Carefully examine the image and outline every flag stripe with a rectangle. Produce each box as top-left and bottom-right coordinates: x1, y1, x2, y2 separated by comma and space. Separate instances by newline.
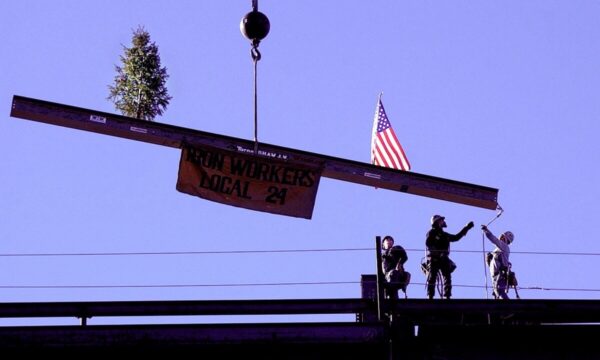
380, 130, 402, 168
382, 129, 410, 170
370, 97, 411, 171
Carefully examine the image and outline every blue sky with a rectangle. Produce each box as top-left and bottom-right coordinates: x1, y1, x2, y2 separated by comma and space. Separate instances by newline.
1, 1, 599, 324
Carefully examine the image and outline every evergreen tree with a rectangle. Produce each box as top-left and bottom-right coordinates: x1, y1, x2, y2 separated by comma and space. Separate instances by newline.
108, 26, 171, 121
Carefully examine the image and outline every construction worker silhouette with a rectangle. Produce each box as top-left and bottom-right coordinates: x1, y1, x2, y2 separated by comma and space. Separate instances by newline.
482, 225, 515, 299
381, 235, 410, 299
425, 215, 474, 299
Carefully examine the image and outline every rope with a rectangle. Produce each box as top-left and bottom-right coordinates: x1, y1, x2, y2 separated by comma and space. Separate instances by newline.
482, 205, 504, 299
481, 231, 489, 299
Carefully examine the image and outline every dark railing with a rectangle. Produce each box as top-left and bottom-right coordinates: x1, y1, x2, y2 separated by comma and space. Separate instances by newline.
0, 298, 374, 326
0, 297, 599, 326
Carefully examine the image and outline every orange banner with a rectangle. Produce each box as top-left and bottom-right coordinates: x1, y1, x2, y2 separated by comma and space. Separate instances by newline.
176, 145, 323, 219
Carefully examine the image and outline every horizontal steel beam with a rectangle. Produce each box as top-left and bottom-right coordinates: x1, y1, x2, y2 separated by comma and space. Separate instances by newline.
10, 95, 499, 209
1, 298, 599, 325
0, 299, 373, 318
1, 322, 598, 357
0, 323, 387, 352
389, 299, 600, 325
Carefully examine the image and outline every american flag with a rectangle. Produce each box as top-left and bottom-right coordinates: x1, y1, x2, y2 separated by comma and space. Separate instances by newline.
370, 97, 411, 171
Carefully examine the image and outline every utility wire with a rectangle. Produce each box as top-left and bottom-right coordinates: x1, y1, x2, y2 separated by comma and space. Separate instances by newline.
0, 248, 599, 257
0, 281, 357, 289
0, 248, 370, 257
410, 249, 600, 256
2, 247, 599, 295
1, 281, 600, 293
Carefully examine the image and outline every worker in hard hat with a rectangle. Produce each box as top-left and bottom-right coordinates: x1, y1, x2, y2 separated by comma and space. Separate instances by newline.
381, 235, 410, 299
425, 215, 475, 299
481, 225, 515, 300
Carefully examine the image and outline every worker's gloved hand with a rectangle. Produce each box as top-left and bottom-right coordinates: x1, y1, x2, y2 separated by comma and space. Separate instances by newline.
466, 221, 474, 230
481, 225, 488, 231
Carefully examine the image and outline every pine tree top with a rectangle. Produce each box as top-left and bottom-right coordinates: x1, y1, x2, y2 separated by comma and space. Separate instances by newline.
108, 26, 171, 121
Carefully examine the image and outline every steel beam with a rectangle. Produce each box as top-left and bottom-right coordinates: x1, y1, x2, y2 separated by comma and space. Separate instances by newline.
0, 298, 599, 325
10, 95, 499, 209
0, 298, 373, 319
0, 323, 387, 355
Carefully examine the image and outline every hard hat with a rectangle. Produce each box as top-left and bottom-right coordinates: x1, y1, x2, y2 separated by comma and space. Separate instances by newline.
431, 215, 445, 225
501, 231, 514, 244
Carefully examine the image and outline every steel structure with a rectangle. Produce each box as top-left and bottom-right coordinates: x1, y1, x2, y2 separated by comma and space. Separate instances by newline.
10, 95, 499, 210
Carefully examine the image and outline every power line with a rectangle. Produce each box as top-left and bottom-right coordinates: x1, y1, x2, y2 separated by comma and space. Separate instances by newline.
433, 249, 600, 256
0, 248, 599, 257
1, 281, 599, 294
2, 247, 598, 296
0, 281, 356, 289
0, 248, 371, 257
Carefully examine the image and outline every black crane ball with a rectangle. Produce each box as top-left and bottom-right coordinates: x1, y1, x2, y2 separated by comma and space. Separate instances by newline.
240, 11, 270, 42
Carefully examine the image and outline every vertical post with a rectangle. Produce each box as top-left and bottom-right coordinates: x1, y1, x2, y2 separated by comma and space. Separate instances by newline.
375, 236, 385, 322
376, 236, 396, 360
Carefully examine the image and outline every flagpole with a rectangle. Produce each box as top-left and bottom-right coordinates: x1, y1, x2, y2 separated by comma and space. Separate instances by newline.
372, 92, 383, 167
